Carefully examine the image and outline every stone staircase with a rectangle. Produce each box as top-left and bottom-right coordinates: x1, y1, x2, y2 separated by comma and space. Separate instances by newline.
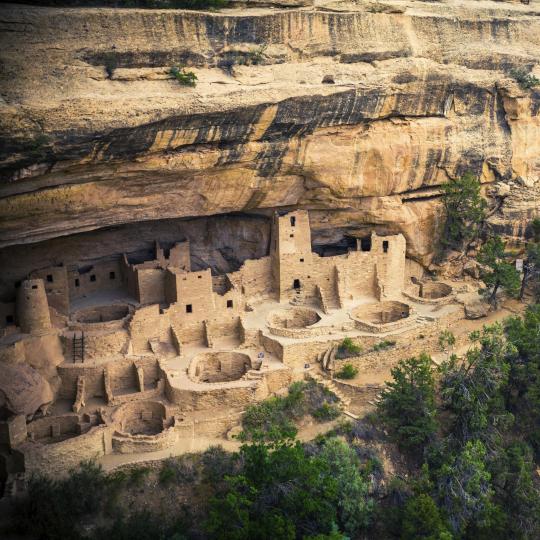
308, 370, 351, 411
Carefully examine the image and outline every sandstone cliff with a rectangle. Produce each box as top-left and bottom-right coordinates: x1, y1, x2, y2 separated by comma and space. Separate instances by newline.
0, 0, 539, 285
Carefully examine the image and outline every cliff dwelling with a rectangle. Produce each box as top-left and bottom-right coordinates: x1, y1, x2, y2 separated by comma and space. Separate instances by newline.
0, 0, 539, 536
0, 207, 469, 479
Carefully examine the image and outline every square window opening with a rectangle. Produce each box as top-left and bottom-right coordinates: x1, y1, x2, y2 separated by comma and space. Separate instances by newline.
186, 304, 193, 313
31, 285, 38, 290
46, 274, 53, 283
293, 279, 301, 289
109, 271, 116, 280
290, 234, 294, 238
226, 300, 233, 308
6, 315, 14, 325
90, 274, 96, 282
300, 258, 304, 262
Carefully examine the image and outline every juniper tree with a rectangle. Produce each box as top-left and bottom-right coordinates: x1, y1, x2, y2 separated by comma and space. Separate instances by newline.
440, 173, 487, 251
477, 236, 521, 309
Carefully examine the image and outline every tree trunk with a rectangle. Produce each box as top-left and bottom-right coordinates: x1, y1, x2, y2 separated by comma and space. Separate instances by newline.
490, 282, 500, 309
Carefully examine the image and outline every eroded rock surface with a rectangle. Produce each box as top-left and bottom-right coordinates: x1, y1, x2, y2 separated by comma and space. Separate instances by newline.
0, 0, 539, 268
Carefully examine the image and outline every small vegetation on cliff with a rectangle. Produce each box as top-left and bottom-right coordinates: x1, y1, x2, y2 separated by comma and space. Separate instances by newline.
170, 65, 198, 87
335, 362, 359, 380
440, 172, 487, 251
241, 380, 340, 441
372, 338, 396, 352
336, 336, 362, 359
510, 67, 540, 90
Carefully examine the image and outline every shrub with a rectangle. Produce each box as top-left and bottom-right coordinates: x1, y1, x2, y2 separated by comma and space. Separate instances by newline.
159, 456, 197, 485
170, 65, 197, 87
373, 339, 396, 352
313, 403, 341, 422
241, 381, 340, 440
10, 461, 107, 540
335, 363, 359, 380
337, 337, 362, 359
510, 67, 540, 90
201, 445, 237, 483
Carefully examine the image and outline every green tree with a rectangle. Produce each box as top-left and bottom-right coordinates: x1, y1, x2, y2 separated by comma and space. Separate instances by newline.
440, 173, 487, 251
520, 221, 540, 300
504, 305, 540, 457
434, 440, 494, 536
377, 354, 438, 454
401, 493, 453, 540
318, 438, 373, 535
439, 324, 512, 445
488, 442, 540, 540
477, 236, 521, 309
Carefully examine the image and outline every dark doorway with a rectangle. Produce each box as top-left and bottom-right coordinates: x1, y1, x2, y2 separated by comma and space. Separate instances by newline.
383, 241, 389, 253
293, 279, 301, 289
360, 237, 372, 252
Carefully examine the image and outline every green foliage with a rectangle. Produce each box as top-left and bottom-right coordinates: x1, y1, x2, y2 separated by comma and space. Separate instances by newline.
200, 444, 238, 483
241, 381, 339, 441
372, 339, 396, 352
477, 236, 521, 308
313, 402, 341, 421
205, 437, 372, 539
440, 172, 487, 251
434, 440, 494, 536
11, 461, 107, 540
438, 330, 456, 352
335, 362, 358, 380
170, 65, 197, 86
401, 493, 453, 540
159, 455, 197, 485
377, 354, 438, 453
336, 337, 362, 359
439, 324, 512, 445
510, 67, 540, 90
504, 305, 540, 458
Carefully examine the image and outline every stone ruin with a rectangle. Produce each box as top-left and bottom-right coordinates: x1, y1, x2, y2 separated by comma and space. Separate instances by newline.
0, 209, 462, 491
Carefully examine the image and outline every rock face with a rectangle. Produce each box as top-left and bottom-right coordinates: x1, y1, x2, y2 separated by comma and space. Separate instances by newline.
0, 1, 539, 278
0, 362, 53, 419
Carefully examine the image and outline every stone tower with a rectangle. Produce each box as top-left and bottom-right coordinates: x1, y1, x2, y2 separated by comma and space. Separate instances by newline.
271, 210, 313, 302
16, 279, 52, 335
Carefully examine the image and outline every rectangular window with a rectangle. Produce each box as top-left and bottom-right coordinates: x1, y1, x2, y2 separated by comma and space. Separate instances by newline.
32, 285, 38, 289
186, 304, 193, 313
300, 258, 304, 262
383, 241, 389, 253
197, 275, 202, 279
90, 274, 96, 282
109, 271, 116, 280
46, 274, 53, 283
290, 216, 296, 226
227, 300, 233, 308
6, 315, 14, 325
290, 234, 294, 238
75, 279, 80, 287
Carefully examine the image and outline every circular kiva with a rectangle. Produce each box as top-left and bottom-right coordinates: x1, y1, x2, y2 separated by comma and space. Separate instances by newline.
189, 351, 252, 383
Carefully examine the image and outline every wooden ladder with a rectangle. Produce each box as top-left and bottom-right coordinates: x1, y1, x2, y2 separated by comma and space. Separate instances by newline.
72, 331, 85, 363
